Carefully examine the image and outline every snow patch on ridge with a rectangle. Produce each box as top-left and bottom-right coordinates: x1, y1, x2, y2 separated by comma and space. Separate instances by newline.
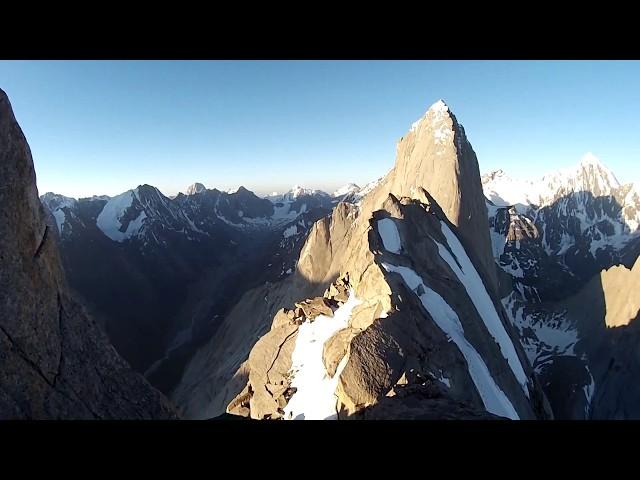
96, 190, 147, 242
284, 291, 362, 420
283, 224, 298, 238
53, 209, 66, 234
436, 222, 530, 398
377, 218, 402, 253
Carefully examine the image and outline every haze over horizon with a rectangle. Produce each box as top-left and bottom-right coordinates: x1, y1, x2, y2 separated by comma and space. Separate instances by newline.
1, 60, 639, 198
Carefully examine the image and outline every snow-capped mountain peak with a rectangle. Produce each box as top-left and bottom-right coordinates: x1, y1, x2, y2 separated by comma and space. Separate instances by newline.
483, 154, 625, 208
410, 99, 452, 132
289, 185, 310, 198
186, 182, 206, 195
333, 183, 361, 197
430, 98, 449, 113
273, 185, 329, 202
540, 153, 620, 201
41, 192, 77, 210
481, 169, 506, 183
40, 192, 78, 235
579, 151, 603, 168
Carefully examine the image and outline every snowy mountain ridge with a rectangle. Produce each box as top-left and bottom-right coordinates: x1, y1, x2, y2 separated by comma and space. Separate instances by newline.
266, 185, 331, 203
332, 183, 361, 198
482, 152, 626, 209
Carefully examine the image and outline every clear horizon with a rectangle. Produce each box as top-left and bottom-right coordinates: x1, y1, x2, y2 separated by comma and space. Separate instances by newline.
1, 60, 639, 198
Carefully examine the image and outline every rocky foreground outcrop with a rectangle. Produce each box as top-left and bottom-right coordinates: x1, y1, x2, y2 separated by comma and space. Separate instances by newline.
0, 88, 177, 419
176, 100, 552, 420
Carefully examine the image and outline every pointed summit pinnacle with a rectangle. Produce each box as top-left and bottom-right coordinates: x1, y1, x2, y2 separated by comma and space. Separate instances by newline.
410, 99, 452, 132
429, 99, 450, 113
579, 152, 602, 168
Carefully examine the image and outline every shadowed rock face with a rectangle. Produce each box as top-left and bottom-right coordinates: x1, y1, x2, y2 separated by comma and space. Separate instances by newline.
357, 383, 504, 420
502, 252, 640, 419
0, 88, 177, 419
561, 258, 640, 419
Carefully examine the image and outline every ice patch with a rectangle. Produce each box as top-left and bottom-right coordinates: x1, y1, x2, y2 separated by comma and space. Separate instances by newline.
432, 371, 451, 388
284, 291, 362, 420
489, 228, 507, 259
381, 262, 519, 420
283, 224, 298, 238
377, 218, 401, 253
53, 209, 66, 234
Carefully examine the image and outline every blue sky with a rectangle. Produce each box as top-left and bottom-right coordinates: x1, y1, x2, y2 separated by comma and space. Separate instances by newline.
1, 60, 639, 198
